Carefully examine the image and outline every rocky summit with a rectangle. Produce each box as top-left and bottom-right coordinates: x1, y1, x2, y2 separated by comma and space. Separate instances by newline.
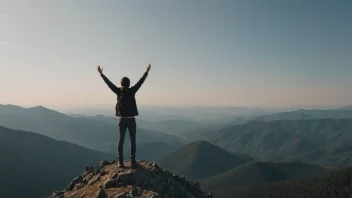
48, 160, 212, 198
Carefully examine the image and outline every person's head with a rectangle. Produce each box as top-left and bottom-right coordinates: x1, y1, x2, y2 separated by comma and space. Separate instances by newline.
120, 77, 130, 87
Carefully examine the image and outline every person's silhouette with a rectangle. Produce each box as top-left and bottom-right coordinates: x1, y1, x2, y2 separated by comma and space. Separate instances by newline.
98, 64, 151, 168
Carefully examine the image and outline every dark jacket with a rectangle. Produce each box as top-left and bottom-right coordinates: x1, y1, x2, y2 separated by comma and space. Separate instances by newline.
101, 72, 148, 117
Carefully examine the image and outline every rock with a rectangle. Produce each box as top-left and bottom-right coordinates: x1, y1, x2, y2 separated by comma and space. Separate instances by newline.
130, 187, 139, 196
115, 170, 144, 186
146, 192, 160, 198
96, 189, 108, 198
116, 192, 132, 198
112, 173, 119, 179
65, 181, 75, 191
193, 182, 201, 191
64, 175, 84, 191
52, 191, 64, 197
100, 160, 112, 168
88, 175, 101, 185
49, 160, 212, 198
80, 192, 85, 197
100, 170, 108, 176
172, 174, 186, 183
73, 175, 83, 184
85, 166, 94, 173
93, 169, 101, 175
75, 183, 85, 190
83, 173, 94, 183
104, 178, 120, 188
83, 166, 95, 178
172, 174, 180, 180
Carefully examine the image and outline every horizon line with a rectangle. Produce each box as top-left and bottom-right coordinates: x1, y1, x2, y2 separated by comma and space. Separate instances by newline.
0, 103, 350, 111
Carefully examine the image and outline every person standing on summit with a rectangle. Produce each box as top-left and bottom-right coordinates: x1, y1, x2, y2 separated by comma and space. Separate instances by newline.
97, 64, 151, 168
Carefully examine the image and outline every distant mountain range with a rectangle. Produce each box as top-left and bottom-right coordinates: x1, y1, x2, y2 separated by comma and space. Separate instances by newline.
208, 119, 352, 166
1, 119, 350, 198
156, 140, 334, 198
181, 106, 352, 141
2, 104, 352, 197
179, 116, 352, 168
69, 113, 201, 135
0, 104, 186, 158
4, 104, 351, 165
65, 105, 271, 122
0, 126, 113, 198
255, 108, 352, 121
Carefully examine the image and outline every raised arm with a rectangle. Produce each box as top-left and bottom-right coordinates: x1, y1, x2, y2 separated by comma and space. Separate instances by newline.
131, 64, 151, 93
97, 65, 120, 95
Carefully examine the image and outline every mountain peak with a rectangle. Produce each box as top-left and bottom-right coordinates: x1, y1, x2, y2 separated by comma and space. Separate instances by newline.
156, 141, 250, 180
29, 105, 51, 111
191, 140, 212, 146
26, 105, 71, 119
48, 160, 212, 198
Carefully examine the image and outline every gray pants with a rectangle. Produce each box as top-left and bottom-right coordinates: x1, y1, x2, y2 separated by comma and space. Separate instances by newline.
117, 118, 137, 162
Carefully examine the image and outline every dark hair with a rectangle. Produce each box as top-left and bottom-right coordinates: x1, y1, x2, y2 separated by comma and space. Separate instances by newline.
120, 77, 130, 87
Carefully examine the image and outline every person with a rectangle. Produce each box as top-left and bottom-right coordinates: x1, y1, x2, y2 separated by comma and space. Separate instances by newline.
97, 64, 151, 168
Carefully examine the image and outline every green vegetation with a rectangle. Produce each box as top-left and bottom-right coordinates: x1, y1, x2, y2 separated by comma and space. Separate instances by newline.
200, 161, 330, 191
211, 166, 352, 198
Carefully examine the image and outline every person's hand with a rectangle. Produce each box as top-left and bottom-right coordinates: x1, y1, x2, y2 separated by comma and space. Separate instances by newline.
146, 64, 151, 72
97, 65, 103, 74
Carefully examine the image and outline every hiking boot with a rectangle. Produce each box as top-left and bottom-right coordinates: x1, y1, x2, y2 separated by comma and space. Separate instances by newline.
118, 161, 125, 168
118, 156, 124, 167
131, 160, 138, 168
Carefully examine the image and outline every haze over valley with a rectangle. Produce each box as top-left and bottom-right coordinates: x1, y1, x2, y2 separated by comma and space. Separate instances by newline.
1, 104, 352, 197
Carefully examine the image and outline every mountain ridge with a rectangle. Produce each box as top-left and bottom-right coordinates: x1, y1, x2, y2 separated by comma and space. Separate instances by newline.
48, 160, 212, 198
200, 160, 330, 191
255, 109, 352, 121
0, 104, 186, 159
208, 119, 352, 166
0, 126, 113, 198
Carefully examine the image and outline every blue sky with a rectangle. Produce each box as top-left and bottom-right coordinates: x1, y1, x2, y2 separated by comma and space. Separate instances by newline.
0, 0, 351, 108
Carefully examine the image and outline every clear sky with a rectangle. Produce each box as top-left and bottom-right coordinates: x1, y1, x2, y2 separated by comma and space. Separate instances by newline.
0, 0, 351, 109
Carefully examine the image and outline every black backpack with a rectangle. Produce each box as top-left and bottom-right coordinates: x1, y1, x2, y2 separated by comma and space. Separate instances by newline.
116, 88, 132, 115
